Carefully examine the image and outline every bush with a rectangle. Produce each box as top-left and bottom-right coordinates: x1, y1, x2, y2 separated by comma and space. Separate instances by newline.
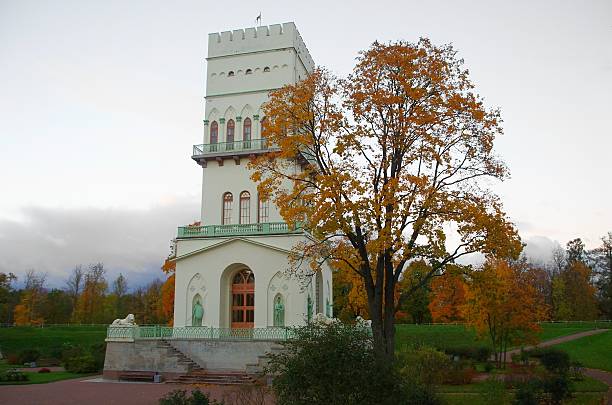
6, 353, 19, 365
539, 349, 570, 375
484, 362, 494, 372
18, 349, 40, 364
89, 343, 106, 370
542, 375, 572, 405
268, 322, 412, 405
159, 389, 221, 405
64, 353, 97, 373
443, 360, 476, 385
445, 345, 491, 362
38, 368, 51, 373
481, 379, 510, 405
513, 380, 543, 405
2, 370, 29, 382
398, 346, 450, 386
404, 383, 443, 405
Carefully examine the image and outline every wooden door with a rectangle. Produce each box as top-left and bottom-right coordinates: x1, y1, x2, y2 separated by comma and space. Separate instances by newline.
231, 269, 255, 329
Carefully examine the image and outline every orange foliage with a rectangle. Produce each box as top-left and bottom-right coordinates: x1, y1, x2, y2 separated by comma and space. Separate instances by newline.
428, 268, 468, 323
464, 258, 548, 367
161, 257, 176, 326
249, 39, 522, 358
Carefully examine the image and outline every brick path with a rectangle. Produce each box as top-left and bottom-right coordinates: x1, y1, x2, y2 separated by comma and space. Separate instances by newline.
503, 328, 608, 359
0, 376, 271, 405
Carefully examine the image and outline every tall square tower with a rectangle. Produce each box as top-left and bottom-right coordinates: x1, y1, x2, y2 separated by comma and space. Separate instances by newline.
172, 23, 332, 331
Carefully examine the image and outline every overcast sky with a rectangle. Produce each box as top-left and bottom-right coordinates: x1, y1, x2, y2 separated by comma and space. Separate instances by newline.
1, 0, 610, 288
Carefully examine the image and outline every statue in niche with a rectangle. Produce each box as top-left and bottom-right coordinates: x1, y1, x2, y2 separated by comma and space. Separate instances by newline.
273, 295, 285, 327
307, 295, 313, 323
192, 297, 204, 327
325, 298, 332, 318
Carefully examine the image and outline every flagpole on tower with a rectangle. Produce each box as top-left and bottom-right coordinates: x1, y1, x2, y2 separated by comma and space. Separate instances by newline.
256, 12, 262, 26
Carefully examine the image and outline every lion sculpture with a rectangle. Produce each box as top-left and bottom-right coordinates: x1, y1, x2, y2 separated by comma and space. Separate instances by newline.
111, 313, 136, 326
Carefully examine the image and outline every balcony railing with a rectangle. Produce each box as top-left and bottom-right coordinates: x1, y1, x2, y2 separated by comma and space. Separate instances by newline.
107, 325, 295, 341
192, 138, 270, 157
177, 221, 303, 238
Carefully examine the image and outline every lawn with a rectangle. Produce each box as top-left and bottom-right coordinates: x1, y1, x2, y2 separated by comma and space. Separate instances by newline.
395, 321, 610, 352
552, 330, 612, 372
0, 360, 93, 385
438, 377, 608, 405
0, 325, 107, 358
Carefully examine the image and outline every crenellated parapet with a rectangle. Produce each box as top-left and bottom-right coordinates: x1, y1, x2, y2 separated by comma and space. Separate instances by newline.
208, 22, 314, 73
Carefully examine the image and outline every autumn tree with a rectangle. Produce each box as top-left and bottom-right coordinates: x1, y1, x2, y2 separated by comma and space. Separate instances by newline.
395, 260, 432, 324
13, 270, 46, 326
249, 39, 521, 360
161, 257, 176, 325
66, 265, 84, 321
75, 263, 108, 324
464, 258, 548, 367
589, 232, 612, 317
428, 265, 468, 323
0, 272, 17, 324
550, 238, 598, 320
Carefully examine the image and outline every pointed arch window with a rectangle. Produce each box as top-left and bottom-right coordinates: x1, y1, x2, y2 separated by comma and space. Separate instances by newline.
222, 192, 233, 224
239, 191, 251, 224
210, 121, 218, 152
243, 118, 252, 149
226, 119, 235, 150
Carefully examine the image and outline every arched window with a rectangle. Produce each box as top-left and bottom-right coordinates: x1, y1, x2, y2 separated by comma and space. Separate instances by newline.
231, 269, 255, 328
239, 191, 250, 224
226, 119, 235, 150
243, 118, 252, 149
263, 66, 270, 73
258, 196, 269, 223
245, 69, 252, 75
210, 121, 218, 152
222, 192, 233, 224
260, 117, 267, 139
228, 71, 235, 77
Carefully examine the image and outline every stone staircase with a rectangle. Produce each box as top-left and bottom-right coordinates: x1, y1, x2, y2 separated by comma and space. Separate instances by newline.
245, 343, 286, 375
158, 339, 204, 374
160, 339, 258, 385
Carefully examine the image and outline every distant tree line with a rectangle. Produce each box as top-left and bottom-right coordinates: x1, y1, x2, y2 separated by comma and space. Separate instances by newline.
334, 232, 612, 323
0, 262, 175, 326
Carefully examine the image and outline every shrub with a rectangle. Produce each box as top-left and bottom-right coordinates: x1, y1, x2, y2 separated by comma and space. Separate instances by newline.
484, 362, 494, 372
404, 383, 443, 405
18, 349, 40, 364
90, 343, 106, 370
542, 375, 572, 405
64, 353, 97, 373
513, 379, 543, 405
6, 353, 19, 365
445, 345, 491, 362
443, 360, 476, 385
38, 368, 51, 373
539, 349, 570, 375
398, 346, 450, 386
480, 379, 510, 405
3, 370, 29, 382
159, 389, 221, 405
267, 322, 411, 405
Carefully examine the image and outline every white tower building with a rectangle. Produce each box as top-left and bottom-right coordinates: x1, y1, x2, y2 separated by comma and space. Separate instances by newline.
172, 23, 332, 331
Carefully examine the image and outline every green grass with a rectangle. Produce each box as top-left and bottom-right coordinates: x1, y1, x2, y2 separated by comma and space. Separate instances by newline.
0, 371, 91, 385
395, 322, 611, 352
0, 325, 107, 358
440, 392, 605, 405
437, 377, 607, 394
553, 330, 612, 372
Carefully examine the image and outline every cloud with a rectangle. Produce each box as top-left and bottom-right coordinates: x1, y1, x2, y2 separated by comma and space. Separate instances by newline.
521, 235, 562, 265
0, 200, 199, 289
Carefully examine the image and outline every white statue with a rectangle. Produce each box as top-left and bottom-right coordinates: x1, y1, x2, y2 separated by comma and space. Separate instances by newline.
313, 312, 340, 325
111, 313, 136, 326
355, 316, 372, 328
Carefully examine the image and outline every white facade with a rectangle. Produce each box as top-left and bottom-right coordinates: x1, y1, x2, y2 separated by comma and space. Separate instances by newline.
172, 22, 332, 329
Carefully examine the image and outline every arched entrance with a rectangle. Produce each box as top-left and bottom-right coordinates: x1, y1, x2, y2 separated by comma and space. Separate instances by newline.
231, 269, 255, 328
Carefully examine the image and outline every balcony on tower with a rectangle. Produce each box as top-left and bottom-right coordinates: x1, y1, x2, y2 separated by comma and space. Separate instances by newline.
191, 138, 277, 167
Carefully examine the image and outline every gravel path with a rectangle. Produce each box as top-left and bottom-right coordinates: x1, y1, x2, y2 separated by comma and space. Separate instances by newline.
584, 368, 612, 405
503, 328, 609, 359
